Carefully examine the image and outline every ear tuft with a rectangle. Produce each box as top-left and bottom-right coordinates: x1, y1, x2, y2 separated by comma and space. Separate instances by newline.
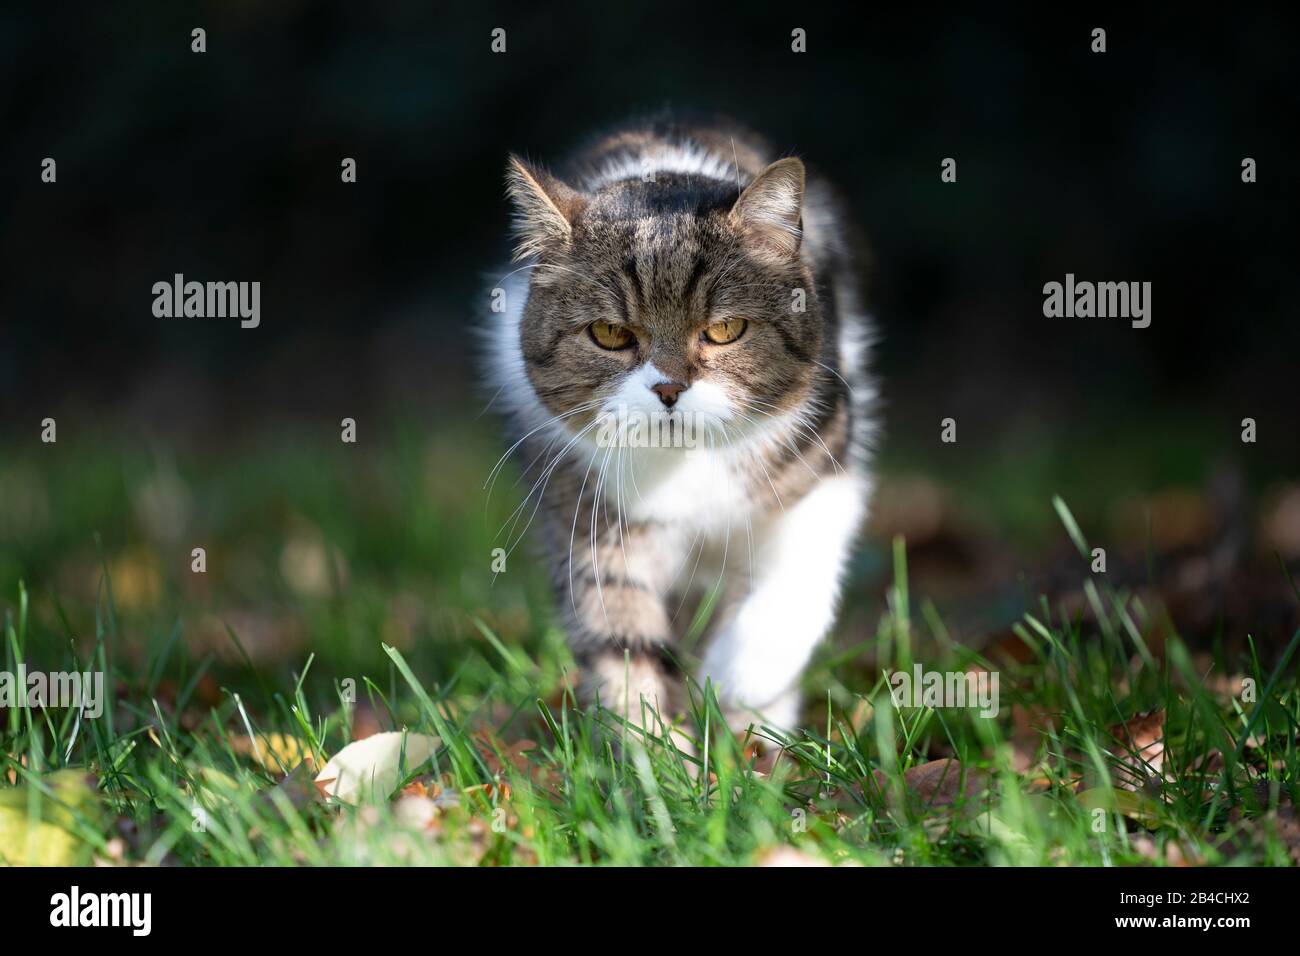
505, 155, 585, 261
729, 157, 805, 259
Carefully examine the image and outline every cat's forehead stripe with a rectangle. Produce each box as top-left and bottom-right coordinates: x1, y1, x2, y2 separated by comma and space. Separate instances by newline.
581, 177, 736, 222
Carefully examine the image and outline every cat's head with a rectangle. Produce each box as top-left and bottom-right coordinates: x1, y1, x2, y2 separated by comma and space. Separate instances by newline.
502, 153, 823, 450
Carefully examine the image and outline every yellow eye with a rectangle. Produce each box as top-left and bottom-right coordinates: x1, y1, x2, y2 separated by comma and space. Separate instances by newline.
588, 321, 634, 350
702, 318, 747, 345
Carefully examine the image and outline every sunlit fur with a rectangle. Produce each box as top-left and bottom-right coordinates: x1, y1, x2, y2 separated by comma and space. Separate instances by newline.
485, 117, 877, 732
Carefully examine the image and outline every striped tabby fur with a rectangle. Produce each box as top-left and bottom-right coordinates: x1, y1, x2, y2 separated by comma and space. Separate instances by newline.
486, 116, 877, 733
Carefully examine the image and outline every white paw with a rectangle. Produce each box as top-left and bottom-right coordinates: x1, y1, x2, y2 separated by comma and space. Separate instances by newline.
699, 619, 804, 725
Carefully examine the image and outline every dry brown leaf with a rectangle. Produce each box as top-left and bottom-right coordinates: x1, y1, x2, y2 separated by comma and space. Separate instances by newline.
746, 740, 792, 777
350, 703, 384, 741
400, 778, 432, 799
1107, 709, 1165, 791
1191, 653, 1247, 697
977, 631, 1038, 667
1272, 806, 1300, 864
3, 753, 24, 785
1131, 833, 1194, 866
868, 758, 988, 809
1009, 704, 1058, 773
474, 733, 538, 777
905, 758, 989, 806
464, 781, 512, 801
257, 762, 318, 814
1259, 484, 1300, 559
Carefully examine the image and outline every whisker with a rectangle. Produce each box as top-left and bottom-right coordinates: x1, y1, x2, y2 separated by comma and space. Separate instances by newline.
567, 437, 606, 619
498, 415, 604, 559
510, 401, 604, 489
588, 442, 617, 630
496, 411, 601, 539
741, 397, 845, 475
733, 406, 821, 481
485, 399, 601, 496
812, 358, 855, 395
718, 419, 757, 591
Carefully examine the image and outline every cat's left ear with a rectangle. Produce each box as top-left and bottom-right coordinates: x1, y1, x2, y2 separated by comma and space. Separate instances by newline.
505, 155, 586, 261
729, 157, 805, 259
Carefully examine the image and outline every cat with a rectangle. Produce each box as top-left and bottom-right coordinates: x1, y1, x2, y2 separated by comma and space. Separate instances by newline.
486, 116, 876, 735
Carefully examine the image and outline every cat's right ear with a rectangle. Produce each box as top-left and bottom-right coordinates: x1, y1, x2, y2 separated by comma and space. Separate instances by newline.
505, 155, 585, 261
730, 157, 805, 260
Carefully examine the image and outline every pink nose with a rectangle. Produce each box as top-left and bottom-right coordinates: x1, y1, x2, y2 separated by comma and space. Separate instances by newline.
651, 381, 687, 408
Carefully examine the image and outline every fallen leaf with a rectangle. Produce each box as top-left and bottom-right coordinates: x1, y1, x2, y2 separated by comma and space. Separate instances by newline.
474, 733, 537, 777
1009, 704, 1058, 773
1221, 801, 1300, 864
231, 732, 312, 774
1077, 787, 1163, 829
393, 795, 439, 830
399, 777, 461, 806
868, 758, 989, 809
1192, 749, 1225, 776
755, 846, 829, 867
1259, 484, 1300, 559
98, 836, 128, 864
1271, 806, 1300, 864
1107, 710, 1165, 791
0, 770, 102, 866
193, 766, 242, 803
313, 731, 440, 805
1130, 833, 1193, 865
257, 762, 318, 814
350, 704, 384, 741
979, 631, 1038, 667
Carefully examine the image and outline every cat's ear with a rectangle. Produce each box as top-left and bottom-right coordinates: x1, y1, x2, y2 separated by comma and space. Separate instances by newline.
729, 157, 805, 259
505, 155, 585, 261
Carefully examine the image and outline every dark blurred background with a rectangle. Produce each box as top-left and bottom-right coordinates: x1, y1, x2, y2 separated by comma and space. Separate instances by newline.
1, 3, 1298, 662
3, 3, 1296, 440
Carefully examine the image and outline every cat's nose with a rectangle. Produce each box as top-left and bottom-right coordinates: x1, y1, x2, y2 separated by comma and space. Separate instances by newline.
651, 381, 687, 408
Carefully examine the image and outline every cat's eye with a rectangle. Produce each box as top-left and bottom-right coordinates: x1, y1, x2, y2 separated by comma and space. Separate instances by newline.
702, 318, 747, 345
588, 321, 634, 350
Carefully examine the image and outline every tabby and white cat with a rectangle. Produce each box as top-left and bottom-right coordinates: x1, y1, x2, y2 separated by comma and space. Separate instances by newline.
487, 118, 876, 733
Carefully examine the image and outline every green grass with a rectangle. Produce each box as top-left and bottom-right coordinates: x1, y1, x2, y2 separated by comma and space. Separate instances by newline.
0, 428, 1296, 866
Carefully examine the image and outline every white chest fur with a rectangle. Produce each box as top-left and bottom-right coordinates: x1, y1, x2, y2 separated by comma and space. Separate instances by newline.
606, 445, 751, 530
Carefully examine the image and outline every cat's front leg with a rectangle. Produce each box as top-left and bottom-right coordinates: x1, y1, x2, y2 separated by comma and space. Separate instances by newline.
562, 520, 683, 732
700, 472, 868, 732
